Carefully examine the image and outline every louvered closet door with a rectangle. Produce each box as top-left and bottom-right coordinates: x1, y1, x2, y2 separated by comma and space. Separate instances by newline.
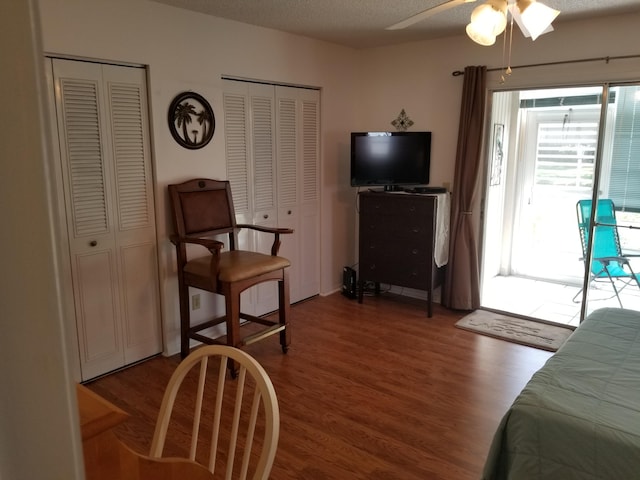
223, 80, 320, 311
249, 86, 281, 312
276, 86, 321, 302
51, 59, 162, 381
223, 81, 279, 314
275, 90, 300, 302
223, 86, 252, 227
298, 88, 321, 300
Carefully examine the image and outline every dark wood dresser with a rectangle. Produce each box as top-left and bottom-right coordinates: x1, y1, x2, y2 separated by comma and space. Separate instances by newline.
358, 192, 444, 316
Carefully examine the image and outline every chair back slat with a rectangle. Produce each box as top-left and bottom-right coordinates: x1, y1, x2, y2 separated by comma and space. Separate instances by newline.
189, 358, 208, 461
208, 356, 227, 474
225, 366, 247, 479
150, 346, 279, 480
240, 389, 263, 480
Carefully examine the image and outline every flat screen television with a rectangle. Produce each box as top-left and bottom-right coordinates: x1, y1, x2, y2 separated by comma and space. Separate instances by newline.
350, 131, 431, 189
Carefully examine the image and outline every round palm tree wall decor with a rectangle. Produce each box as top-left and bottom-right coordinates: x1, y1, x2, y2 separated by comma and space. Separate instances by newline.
168, 91, 215, 149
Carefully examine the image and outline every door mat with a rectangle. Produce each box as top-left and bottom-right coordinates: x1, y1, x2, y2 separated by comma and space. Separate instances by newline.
455, 309, 575, 352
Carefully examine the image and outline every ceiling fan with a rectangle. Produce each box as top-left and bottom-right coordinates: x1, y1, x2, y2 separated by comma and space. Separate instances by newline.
386, 0, 477, 31
386, 0, 560, 46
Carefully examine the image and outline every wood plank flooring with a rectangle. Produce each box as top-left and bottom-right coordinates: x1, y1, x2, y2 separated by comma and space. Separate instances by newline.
85, 292, 553, 479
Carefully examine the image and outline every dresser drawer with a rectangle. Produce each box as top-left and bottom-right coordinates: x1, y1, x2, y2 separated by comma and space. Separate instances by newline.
358, 192, 441, 316
359, 256, 430, 286
361, 195, 433, 217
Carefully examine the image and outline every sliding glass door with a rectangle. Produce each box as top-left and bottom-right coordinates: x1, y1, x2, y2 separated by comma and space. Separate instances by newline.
481, 82, 640, 325
584, 84, 640, 317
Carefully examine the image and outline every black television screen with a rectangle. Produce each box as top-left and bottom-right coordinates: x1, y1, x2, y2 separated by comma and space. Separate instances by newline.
350, 131, 431, 188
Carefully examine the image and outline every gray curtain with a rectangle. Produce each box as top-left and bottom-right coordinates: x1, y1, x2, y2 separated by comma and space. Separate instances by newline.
442, 65, 487, 311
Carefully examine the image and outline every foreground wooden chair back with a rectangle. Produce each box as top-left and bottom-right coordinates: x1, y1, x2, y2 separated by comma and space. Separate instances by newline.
150, 345, 280, 480
168, 178, 293, 362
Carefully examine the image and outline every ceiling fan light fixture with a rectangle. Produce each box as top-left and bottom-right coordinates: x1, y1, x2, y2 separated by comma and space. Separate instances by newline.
516, 0, 560, 40
466, 22, 497, 46
466, 0, 508, 45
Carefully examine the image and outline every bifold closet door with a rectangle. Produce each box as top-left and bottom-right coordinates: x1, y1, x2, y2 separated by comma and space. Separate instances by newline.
222, 80, 320, 311
49, 58, 162, 380
223, 81, 279, 315
275, 85, 320, 303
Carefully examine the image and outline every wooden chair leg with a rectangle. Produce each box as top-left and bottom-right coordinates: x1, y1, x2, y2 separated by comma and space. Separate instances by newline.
178, 282, 191, 359
224, 284, 241, 377
224, 287, 241, 348
279, 269, 291, 353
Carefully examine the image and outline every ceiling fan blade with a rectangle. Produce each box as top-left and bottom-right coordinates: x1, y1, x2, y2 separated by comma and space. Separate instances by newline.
507, 3, 557, 40
386, 0, 477, 31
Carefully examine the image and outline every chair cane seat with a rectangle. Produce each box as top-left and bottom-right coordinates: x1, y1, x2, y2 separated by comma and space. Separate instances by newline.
184, 251, 291, 283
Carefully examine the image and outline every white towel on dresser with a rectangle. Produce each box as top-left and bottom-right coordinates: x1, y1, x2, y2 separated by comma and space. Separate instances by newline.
434, 193, 450, 267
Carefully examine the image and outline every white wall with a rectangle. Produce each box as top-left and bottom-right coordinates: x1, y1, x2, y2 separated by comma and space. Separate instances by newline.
357, 11, 640, 190
4, 1, 639, 475
36, 0, 640, 354
36, 0, 640, 357
355, 11, 639, 300
38, 0, 361, 355
0, 1, 84, 478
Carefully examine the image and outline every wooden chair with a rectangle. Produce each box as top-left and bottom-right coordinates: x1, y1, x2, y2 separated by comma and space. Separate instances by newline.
168, 178, 292, 363
149, 345, 279, 480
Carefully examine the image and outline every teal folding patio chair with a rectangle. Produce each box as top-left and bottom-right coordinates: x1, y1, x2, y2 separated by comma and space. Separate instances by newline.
574, 199, 640, 307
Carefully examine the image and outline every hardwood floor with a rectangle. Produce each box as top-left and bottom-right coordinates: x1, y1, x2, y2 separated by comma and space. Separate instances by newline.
85, 292, 553, 479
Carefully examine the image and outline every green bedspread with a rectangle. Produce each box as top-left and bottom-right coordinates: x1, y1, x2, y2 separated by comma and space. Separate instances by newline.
482, 308, 640, 480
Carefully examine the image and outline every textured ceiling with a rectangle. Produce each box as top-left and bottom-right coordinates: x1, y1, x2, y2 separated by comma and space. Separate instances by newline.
148, 0, 640, 49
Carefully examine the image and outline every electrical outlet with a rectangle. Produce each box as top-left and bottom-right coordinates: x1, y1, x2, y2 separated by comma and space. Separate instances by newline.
192, 293, 201, 310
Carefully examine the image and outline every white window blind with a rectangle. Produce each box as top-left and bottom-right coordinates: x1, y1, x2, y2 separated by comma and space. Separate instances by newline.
607, 86, 640, 213
534, 121, 598, 189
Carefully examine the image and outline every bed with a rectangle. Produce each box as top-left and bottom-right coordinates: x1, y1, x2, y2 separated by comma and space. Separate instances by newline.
482, 307, 640, 479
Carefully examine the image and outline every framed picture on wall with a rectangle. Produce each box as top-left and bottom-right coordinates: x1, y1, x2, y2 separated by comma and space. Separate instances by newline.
490, 123, 504, 186
168, 91, 215, 149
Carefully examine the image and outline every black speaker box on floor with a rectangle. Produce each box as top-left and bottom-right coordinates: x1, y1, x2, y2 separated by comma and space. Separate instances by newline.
342, 266, 357, 299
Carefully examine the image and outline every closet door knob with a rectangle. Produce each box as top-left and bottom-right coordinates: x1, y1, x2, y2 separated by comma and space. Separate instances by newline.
263, 214, 269, 219
89, 240, 97, 247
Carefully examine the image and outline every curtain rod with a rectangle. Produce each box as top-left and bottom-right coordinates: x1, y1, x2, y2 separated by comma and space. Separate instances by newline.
451, 53, 640, 76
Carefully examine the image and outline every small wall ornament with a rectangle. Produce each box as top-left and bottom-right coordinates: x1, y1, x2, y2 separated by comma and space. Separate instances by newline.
168, 91, 215, 149
490, 123, 505, 186
391, 108, 414, 131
